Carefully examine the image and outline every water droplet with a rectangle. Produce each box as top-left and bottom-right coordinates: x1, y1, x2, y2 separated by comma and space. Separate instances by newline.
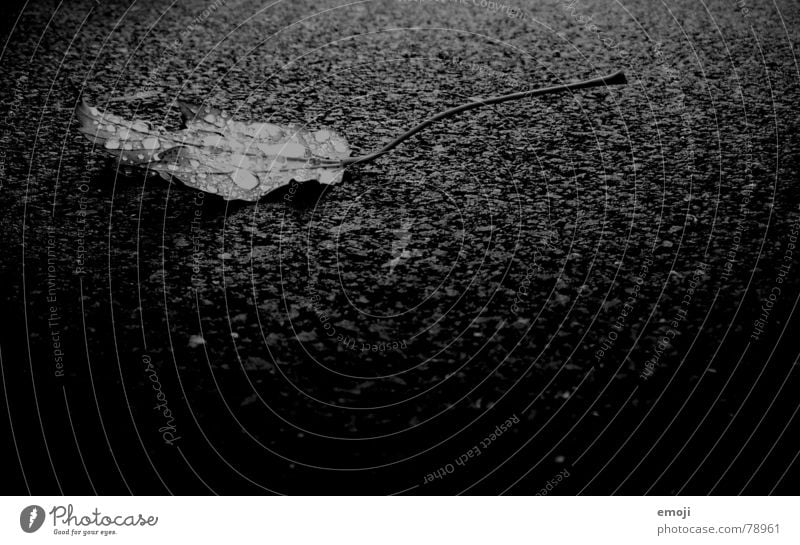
137, 154, 145, 160
232, 169, 258, 190
230, 153, 247, 167
204, 114, 216, 124
190, 159, 200, 168
117, 128, 129, 139
131, 121, 148, 132
142, 137, 160, 149
315, 129, 331, 142
202, 134, 222, 147
257, 142, 306, 159
104, 139, 120, 150
89, 107, 100, 116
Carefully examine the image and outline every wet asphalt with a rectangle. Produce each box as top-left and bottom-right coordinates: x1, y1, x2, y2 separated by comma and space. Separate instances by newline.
2, 0, 800, 494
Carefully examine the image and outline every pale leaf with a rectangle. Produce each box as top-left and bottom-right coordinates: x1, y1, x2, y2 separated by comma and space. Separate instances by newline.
76, 99, 351, 201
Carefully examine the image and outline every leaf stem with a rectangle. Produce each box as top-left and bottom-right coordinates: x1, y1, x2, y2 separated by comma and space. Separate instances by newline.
340, 69, 627, 167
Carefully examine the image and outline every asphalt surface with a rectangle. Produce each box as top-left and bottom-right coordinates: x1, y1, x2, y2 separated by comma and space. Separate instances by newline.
2, 0, 800, 494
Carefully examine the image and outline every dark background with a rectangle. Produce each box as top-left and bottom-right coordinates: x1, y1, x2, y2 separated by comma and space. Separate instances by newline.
2, 0, 800, 494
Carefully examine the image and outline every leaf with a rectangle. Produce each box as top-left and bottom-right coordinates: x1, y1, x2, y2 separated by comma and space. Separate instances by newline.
76, 99, 351, 201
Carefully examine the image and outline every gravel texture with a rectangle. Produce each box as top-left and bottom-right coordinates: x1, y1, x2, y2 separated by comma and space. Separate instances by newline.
2, 0, 800, 494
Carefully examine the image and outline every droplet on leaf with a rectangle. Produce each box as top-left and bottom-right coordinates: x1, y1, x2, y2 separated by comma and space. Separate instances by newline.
246, 123, 281, 138
229, 153, 247, 167
257, 142, 306, 159
142, 137, 160, 149
202, 134, 222, 147
318, 168, 341, 184
104, 139, 120, 150
232, 168, 258, 189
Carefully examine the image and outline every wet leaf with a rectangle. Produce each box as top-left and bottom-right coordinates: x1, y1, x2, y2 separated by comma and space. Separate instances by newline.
76, 99, 351, 201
